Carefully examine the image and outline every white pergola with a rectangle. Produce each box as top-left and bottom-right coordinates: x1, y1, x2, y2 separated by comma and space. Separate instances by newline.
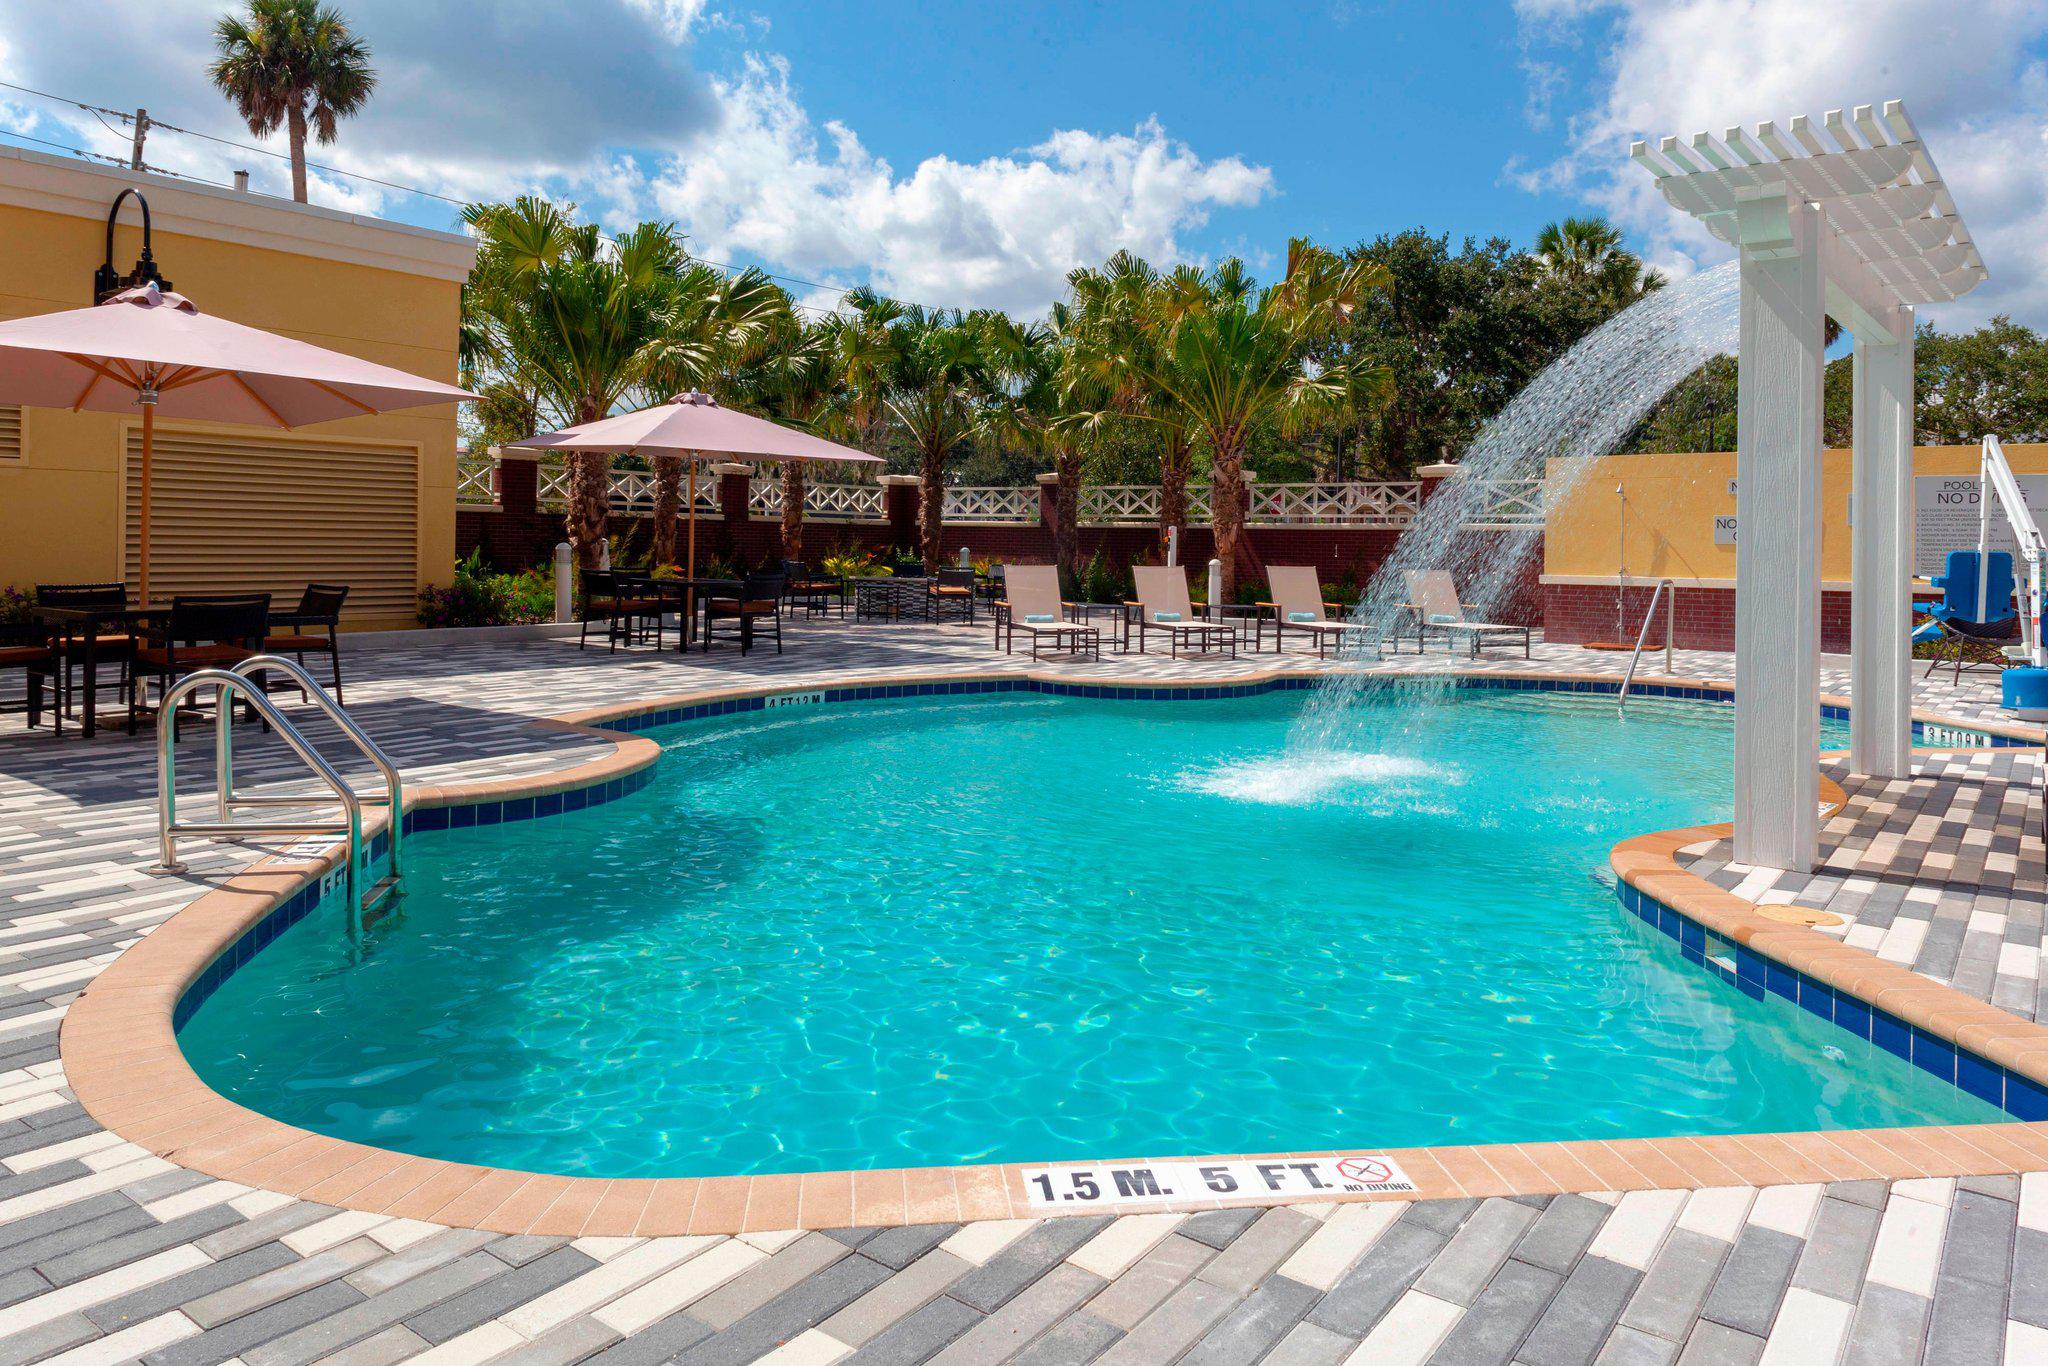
1631, 100, 1987, 871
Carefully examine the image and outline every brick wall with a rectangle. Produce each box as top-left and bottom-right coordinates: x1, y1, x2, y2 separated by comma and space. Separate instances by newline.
453, 465, 1545, 623
1542, 581, 1855, 653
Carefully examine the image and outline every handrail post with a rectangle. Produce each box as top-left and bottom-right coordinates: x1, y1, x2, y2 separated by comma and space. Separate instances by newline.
1618, 578, 1675, 715
230, 655, 403, 881
155, 689, 182, 873
215, 679, 234, 825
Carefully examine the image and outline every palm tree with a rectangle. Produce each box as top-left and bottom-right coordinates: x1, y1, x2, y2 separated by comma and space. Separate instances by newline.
462, 201, 686, 569
729, 316, 840, 562
210, 0, 376, 204
640, 265, 792, 566
1127, 240, 1389, 600
876, 307, 999, 570
1534, 216, 1665, 302
984, 312, 1088, 590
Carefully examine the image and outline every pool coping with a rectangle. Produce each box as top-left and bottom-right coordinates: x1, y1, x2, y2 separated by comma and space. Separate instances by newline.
57, 665, 2048, 1237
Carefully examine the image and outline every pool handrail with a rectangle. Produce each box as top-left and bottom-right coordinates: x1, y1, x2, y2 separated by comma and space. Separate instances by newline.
1618, 578, 1675, 715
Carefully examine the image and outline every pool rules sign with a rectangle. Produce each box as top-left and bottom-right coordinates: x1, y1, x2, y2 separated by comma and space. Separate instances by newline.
1021, 1155, 1417, 1210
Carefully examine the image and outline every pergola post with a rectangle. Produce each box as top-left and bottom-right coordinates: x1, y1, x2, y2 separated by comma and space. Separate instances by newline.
1733, 196, 1825, 872
1850, 309, 1916, 778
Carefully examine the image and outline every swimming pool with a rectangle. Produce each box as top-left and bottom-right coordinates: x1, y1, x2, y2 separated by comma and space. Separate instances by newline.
177, 685, 2002, 1179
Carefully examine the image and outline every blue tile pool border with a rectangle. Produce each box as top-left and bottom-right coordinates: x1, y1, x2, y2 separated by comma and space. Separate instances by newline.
1614, 876, 2046, 1122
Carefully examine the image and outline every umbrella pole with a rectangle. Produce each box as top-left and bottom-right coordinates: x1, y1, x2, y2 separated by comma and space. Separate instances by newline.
138, 398, 154, 607
686, 460, 698, 645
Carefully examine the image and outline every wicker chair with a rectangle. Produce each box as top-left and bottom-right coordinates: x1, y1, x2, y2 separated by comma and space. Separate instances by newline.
702, 574, 785, 655
0, 620, 61, 735
35, 582, 132, 724
579, 570, 666, 651
129, 593, 271, 739
266, 583, 350, 702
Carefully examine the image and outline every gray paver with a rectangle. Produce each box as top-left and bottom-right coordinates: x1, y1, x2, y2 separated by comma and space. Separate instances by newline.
1417, 1197, 1544, 1305
1180, 1273, 1320, 1366
675, 1253, 894, 1366
1094, 1278, 1236, 1365
841, 1294, 981, 1365
1431, 1257, 1565, 1365
1698, 1226, 1802, 1337
1193, 1207, 1319, 1295
1843, 1282, 1932, 1366
1619, 1229, 1728, 1343
400, 1245, 597, 1344
1307, 1219, 1446, 1336
930, 1262, 1104, 1365
1520, 1255, 1642, 1366
1011, 1310, 1121, 1366
1082, 1234, 1213, 1332
948, 1218, 1111, 1316
819, 1248, 971, 1348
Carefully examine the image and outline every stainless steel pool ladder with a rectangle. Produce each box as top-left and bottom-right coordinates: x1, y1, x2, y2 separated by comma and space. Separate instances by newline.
153, 655, 403, 929
1617, 579, 1676, 716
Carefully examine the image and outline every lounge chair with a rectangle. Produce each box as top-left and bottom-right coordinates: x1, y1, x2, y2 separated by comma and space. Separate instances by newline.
1402, 570, 1531, 658
1128, 566, 1238, 658
1263, 567, 1376, 658
995, 564, 1097, 659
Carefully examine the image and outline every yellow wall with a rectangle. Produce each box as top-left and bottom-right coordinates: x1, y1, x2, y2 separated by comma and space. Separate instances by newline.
1543, 444, 2048, 589
0, 178, 467, 630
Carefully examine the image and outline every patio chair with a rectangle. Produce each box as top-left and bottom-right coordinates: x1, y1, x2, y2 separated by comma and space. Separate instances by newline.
703, 573, 784, 655
995, 564, 1097, 659
927, 567, 977, 625
129, 593, 271, 739
35, 581, 133, 723
1916, 550, 2023, 685
779, 560, 844, 618
266, 583, 349, 703
0, 620, 61, 735
1128, 566, 1238, 658
579, 570, 665, 652
1264, 567, 1376, 658
1402, 570, 1531, 658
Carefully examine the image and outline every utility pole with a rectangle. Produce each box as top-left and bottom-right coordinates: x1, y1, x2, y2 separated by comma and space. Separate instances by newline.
128, 110, 150, 171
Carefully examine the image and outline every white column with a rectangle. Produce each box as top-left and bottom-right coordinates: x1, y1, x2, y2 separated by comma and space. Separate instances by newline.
1850, 308, 1915, 778
1733, 198, 1826, 871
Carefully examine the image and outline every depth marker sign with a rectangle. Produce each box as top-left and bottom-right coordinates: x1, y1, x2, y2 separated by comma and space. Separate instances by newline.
1020, 1155, 1416, 1210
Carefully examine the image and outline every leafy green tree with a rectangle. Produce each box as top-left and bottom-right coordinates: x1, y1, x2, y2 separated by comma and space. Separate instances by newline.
874, 308, 1003, 570
210, 0, 376, 204
461, 200, 687, 570
1916, 317, 2048, 444
1126, 239, 1387, 598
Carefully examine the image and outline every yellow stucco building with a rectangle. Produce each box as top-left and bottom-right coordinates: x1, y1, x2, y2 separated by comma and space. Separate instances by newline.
0, 146, 475, 630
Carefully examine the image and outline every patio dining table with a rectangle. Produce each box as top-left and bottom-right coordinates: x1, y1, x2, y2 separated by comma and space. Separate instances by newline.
854, 575, 930, 623
636, 577, 744, 651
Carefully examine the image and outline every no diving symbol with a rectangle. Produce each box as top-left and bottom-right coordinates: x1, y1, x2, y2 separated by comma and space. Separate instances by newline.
1336, 1156, 1393, 1185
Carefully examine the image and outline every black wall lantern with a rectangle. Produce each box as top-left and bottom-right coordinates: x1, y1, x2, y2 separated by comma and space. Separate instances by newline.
92, 189, 172, 304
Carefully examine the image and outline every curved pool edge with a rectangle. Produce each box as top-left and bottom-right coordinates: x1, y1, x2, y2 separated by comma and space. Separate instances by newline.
59, 666, 2048, 1237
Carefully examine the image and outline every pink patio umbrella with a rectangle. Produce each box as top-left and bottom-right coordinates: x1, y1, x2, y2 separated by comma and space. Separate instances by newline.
0, 282, 475, 602
506, 391, 880, 580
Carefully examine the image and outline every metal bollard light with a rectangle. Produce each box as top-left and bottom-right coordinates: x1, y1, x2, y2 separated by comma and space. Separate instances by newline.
554, 542, 573, 623
1207, 558, 1223, 622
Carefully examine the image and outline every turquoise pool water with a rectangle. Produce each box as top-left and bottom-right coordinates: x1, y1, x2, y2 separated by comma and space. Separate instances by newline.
178, 687, 2001, 1179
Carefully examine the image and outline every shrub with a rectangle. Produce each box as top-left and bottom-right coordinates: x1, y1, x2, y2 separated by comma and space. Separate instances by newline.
0, 586, 33, 625
416, 550, 553, 628
821, 546, 889, 579
1079, 550, 1130, 605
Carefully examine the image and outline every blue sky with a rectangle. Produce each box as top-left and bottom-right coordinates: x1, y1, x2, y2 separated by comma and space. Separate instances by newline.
3, 1, 2046, 326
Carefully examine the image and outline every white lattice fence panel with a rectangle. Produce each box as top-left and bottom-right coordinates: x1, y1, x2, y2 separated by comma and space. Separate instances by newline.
456, 457, 497, 506
1246, 481, 1422, 526
1080, 485, 1163, 525
750, 477, 782, 518
536, 465, 569, 510
1465, 478, 1545, 527
806, 484, 886, 521
945, 486, 1036, 522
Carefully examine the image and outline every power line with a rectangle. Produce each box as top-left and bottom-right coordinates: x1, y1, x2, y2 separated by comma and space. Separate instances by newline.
0, 75, 948, 315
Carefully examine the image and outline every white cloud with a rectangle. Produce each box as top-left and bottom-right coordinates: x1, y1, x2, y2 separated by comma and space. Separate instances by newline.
639, 55, 1274, 315
1515, 0, 2048, 329
0, 3, 1271, 317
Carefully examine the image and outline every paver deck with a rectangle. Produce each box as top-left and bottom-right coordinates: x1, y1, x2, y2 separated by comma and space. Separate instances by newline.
1, 620, 2043, 1362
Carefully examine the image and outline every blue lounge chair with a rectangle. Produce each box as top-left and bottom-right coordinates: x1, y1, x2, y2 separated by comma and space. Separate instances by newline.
1917, 550, 2020, 684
